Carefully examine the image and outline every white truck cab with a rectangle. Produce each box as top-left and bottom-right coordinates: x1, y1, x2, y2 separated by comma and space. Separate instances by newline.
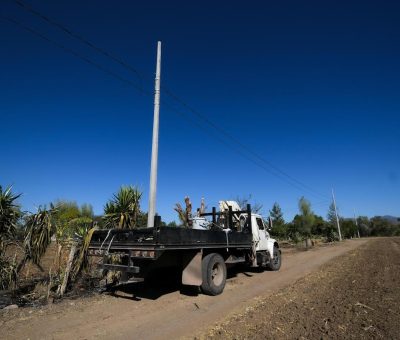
191, 201, 281, 270
250, 213, 280, 268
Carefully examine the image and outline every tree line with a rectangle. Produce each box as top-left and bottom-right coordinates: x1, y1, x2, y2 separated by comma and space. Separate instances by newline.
269, 198, 400, 241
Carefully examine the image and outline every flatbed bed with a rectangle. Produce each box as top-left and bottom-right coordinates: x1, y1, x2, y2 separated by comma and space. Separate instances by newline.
89, 226, 253, 252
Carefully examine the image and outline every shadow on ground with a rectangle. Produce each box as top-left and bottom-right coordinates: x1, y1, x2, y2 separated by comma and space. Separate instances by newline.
107, 265, 261, 301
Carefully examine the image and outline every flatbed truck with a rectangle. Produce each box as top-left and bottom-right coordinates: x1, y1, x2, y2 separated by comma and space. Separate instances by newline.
89, 203, 281, 295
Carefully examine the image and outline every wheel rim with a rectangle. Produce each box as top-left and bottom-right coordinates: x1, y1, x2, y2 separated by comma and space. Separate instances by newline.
211, 262, 223, 286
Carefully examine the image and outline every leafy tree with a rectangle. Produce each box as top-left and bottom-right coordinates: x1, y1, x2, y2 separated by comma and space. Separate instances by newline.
80, 203, 94, 218
269, 202, 285, 227
104, 186, 142, 229
340, 218, 358, 238
320, 203, 340, 241
327, 202, 337, 227
53, 200, 81, 240
286, 221, 301, 243
357, 216, 370, 236
369, 216, 398, 236
269, 202, 286, 239
295, 197, 315, 238
167, 221, 178, 228
136, 211, 148, 228
310, 214, 325, 234
327, 203, 337, 227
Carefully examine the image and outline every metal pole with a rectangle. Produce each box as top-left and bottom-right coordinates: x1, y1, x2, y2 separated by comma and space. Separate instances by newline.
147, 41, 162, 228
331, 188, 342, 241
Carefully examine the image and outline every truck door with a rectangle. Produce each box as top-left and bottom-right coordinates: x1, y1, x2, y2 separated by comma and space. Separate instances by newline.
255, 217, 269, 251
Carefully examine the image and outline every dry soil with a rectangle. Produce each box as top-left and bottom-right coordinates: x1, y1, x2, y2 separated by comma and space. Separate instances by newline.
1, 238, 387, 340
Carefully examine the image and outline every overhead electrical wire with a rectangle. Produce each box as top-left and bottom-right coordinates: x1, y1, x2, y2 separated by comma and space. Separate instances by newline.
12, 0, 143, 86
1, 16, 149, 96
162, 102, 320, 195
3, 15, 307, 194
4, 3, 330, 200
312, 200, 331, 207
3, 10, 328, 200
161, 87, 329, 200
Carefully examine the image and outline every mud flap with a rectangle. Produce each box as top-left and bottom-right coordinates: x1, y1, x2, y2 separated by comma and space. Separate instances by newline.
182, 250, 202, 286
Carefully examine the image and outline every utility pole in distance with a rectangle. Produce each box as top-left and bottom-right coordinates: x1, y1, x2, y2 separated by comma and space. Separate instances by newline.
354, 209, 361, 238
332, 188, 342, 241
147, 41, 162, 228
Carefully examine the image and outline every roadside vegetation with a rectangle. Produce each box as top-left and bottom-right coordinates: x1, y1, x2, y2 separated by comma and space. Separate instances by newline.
0, 183, 399, 307
269, 199, 400, 242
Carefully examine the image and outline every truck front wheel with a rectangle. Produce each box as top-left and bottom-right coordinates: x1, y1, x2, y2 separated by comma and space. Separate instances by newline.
266, 246, 281, 271
201, 253, 227, 295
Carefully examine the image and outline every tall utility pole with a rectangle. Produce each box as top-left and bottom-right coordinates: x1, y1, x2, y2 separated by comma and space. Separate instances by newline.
331, 188, 342, 241
147, 41, 162, 228
354, 209, 361, 238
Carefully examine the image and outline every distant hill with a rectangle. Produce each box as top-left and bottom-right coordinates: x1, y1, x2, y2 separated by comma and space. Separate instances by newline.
382, 215, 400, 224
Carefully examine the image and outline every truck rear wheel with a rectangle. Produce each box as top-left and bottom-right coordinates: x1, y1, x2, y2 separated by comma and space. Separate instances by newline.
266, 246, 281, 271
201, 253, 226, 295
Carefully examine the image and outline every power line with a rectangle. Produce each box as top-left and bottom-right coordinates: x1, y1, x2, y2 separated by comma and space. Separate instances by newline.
162, 87, 329, 199
312, 200, 331, 208
12, 0, 143, 86
2, 16, 149, 96
161, 101, 320, 195
4, 11, 329, 200
10, 0, 329, 200
10, 0, 327, 198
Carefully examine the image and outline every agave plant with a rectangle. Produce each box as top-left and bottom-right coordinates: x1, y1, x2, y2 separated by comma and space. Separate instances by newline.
103, 186, 142, 229
0, 185, 21, 254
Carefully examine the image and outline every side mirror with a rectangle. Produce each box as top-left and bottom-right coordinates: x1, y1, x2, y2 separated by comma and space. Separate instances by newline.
268, 217, 273, 230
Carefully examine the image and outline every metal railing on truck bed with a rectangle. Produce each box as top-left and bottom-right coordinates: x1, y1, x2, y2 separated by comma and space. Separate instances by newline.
89, 226, 253, 251
89, 204, 254, 252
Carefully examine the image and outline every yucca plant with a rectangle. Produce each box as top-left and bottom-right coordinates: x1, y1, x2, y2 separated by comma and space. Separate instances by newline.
0, 254, 17, 290
0, 185, 21, 254
21, 205, 56, 269
69, 216, 95, 279
72, 226, 97, 280
174, 203, 188, 227
51, 201, 95, 273
103, 186, 142, 229
174, 196, 192, 228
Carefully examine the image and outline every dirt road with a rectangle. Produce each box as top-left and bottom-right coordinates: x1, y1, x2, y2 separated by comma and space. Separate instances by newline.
1, 239, 368, 339
202, 237, 400, 339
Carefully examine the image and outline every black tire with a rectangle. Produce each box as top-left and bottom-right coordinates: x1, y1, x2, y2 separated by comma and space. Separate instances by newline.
266, 246, 281, 271
201, 253, 227, 296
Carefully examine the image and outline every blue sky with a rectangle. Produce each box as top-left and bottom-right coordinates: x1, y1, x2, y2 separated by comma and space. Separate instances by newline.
1, 0, 399, 222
